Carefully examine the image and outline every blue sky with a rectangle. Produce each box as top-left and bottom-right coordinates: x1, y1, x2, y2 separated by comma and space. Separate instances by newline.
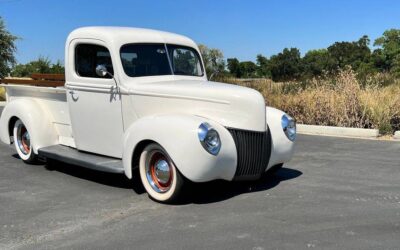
1, 0, 400, 64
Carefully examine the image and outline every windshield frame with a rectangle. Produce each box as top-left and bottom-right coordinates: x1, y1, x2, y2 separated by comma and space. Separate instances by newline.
119, 43, 204, 78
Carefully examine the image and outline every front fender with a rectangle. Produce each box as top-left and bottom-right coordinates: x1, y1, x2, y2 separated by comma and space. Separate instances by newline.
0, 98, 58, 154
266, 107, 295, 168
122, 114, 237, 182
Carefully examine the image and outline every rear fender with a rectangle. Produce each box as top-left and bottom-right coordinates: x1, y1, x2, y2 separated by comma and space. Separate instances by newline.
0, 99, 58, 154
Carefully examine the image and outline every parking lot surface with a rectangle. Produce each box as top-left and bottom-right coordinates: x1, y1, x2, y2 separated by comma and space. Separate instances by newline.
1, 107, 400, 249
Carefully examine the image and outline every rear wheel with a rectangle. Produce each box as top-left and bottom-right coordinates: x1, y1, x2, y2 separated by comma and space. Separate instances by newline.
13, 119, 38, 164
139, 143, 185, 203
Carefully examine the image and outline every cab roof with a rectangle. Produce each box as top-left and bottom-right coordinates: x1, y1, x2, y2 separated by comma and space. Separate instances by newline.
67, 26, 198, 48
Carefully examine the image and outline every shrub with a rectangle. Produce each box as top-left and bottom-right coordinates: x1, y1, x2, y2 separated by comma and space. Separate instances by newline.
359, 84, 400, 134
221, 68, 400, 135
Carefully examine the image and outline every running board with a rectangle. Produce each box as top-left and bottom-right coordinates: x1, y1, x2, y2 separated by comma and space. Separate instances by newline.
38, 145, 124, 174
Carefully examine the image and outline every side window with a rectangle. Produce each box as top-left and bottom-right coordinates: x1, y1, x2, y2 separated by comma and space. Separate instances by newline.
75, 44, 114, 78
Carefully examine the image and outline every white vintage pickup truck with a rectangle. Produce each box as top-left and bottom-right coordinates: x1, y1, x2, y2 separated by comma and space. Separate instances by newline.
0, 27, 296, 202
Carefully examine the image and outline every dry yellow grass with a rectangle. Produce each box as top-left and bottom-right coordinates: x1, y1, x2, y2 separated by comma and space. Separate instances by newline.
0, 87, 5, 101
220, 69, 400, 135
359, 84, 400, 134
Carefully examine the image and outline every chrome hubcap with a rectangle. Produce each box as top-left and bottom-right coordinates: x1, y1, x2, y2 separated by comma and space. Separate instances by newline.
145, 151, 173, 193
154, 159, 171, 185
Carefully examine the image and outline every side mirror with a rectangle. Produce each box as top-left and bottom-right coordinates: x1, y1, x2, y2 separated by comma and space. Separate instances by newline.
95, 64, 112, 78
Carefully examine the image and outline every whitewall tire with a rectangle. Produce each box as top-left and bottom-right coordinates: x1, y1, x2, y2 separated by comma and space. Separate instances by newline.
139, 143, 185, 203
13, 119, 38, 163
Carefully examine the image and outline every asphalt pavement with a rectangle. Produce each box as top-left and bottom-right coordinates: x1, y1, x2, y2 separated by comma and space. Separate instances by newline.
1, 106, 400, 250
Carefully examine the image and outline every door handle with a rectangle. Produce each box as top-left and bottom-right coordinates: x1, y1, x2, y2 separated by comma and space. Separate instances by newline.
69, 90, 79, 102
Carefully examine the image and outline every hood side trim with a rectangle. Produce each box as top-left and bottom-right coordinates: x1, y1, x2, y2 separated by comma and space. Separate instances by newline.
128, 90, 230, 105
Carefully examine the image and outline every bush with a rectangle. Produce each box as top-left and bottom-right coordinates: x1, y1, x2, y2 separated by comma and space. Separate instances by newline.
359, 84, 400, 134
221, 68, 400, 135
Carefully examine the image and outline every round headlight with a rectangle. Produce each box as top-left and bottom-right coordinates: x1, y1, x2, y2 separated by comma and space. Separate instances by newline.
198, 123, 221, 155
281, 114, 296, 141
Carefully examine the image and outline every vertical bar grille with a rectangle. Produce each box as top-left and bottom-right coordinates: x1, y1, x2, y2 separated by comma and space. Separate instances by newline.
228, 128, 272, 180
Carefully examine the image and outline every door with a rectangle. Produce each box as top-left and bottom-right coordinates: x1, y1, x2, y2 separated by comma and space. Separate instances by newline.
66, 41, 124, 158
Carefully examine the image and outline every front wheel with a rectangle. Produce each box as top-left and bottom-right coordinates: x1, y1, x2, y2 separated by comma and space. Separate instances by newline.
13, 119, 38, 164
139, 143, 185, 203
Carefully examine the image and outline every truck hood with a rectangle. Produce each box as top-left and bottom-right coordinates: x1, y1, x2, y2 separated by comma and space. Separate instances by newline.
125, 79, 266, 132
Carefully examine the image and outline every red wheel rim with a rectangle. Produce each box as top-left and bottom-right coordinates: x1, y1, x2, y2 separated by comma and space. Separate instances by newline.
147, 151, 173, 193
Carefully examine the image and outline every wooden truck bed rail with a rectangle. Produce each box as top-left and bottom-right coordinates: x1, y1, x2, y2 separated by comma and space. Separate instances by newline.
0, 74, 65, 87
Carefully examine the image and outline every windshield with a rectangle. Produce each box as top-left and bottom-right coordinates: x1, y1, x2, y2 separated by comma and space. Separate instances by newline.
167, 45, 203, 76
120, 43, 204, 77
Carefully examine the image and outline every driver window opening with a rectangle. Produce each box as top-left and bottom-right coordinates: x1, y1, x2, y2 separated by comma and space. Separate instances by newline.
75, 44, 114, 79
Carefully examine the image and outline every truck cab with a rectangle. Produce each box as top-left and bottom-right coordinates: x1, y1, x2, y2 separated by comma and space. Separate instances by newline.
0, 27, 296, 203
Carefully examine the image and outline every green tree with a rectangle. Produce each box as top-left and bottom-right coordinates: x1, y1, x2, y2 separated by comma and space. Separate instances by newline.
0, 16, 18, 78
327, 35, 371, 73
227, 58, 241, 77
51, 60, 65, 74
370, 48, 387, 71
11, 57, 65, 77
239, 61, 257, 78
198, 44, 225, 77
302, 49, 333, 77
256, 54, 271, 78
269, 48, 302, 81
374, 29, 400, 75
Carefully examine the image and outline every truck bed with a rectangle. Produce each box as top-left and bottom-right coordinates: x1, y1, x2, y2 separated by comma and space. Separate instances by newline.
0, 74, 65, 87
1, 74, 75, 148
